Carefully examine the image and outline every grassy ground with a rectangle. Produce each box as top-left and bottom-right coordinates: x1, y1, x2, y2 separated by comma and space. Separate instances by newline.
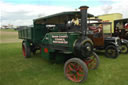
0, 29, 21, 43
0, 29, 17, 32
0, 29, 128, 85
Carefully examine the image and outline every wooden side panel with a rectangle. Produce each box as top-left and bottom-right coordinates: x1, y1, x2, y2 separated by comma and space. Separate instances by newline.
88, 34, 104, 47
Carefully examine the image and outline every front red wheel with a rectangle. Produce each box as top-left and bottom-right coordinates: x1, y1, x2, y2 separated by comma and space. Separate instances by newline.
64, 58, 88, 83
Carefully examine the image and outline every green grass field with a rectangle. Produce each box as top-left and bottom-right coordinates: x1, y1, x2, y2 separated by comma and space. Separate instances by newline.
0, 29, 17, 32
0, 29, 21, 43
0, 29, 128, 85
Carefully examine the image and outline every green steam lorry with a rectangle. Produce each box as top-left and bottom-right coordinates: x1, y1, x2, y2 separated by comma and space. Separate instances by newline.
18, 6, 100, 83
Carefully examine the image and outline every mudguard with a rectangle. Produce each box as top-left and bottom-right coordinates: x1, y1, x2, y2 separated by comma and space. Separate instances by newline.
106, 42, 120, 52
121, 39, 128, 46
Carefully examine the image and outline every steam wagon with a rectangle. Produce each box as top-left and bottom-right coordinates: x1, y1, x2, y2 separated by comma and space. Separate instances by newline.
18, 6, 100, 82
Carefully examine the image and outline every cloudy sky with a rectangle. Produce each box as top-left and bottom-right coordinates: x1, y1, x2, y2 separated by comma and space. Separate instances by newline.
0, 0, 128, 26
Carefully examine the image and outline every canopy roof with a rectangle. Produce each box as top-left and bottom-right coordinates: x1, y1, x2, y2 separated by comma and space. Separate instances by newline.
34, 11, 94, 24
114, 18, 128, 22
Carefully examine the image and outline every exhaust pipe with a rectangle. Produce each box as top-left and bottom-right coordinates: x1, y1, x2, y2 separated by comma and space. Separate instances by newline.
79, 6, 89, 36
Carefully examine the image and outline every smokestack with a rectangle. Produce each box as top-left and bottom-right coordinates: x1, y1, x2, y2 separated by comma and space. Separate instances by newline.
79, 6, 89, 36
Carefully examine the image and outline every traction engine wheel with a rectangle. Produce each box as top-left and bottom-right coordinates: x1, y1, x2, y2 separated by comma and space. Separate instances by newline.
64, 58, 88, 83
22, 42, 31, 58
120, 44, 128, 54
84, 52, 100, 70
105, 45, 119, 58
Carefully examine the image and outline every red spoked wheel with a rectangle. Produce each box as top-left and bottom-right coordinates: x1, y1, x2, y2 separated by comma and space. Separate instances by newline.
64, 58, 88, 83
84, 52, 100, 70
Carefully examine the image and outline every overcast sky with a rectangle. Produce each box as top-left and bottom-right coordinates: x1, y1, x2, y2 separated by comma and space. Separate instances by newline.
0, 0, 128, 26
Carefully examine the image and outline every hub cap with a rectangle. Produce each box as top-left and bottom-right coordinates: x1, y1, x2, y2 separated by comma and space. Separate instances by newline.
65, 62, 85, 82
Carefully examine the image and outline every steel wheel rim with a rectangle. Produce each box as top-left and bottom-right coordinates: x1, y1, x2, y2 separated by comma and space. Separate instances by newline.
107, 48, 116, 57
121, 45, 127, 53
22, 45, 26, 56
65, 62, 85, 82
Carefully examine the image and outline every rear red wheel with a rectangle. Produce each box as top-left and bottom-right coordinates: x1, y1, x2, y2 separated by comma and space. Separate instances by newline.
64, 58, 88, 83
40, 48, 42, 54
22, 44, 26, 56
22, 42, 31, 58
84, 52, 100, 70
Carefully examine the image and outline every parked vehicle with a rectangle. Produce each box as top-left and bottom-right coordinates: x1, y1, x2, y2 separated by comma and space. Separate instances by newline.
113, 18, 128, 39
87, 21, 121, 58
113, 18, 128, 53
18, 6, 100, 83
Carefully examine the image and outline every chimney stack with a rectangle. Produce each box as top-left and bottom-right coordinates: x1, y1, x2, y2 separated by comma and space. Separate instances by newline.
79, 6, 89, 36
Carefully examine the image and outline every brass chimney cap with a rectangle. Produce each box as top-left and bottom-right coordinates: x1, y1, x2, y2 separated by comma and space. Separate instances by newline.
79, 6, 89, 10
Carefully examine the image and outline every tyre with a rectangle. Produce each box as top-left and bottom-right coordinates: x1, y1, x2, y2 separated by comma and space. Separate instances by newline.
105, 45, 119, 58
22, 42, 31, 58
84, 52, 100, 70
64, 58, 88, 83
120, 44, 128, 54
